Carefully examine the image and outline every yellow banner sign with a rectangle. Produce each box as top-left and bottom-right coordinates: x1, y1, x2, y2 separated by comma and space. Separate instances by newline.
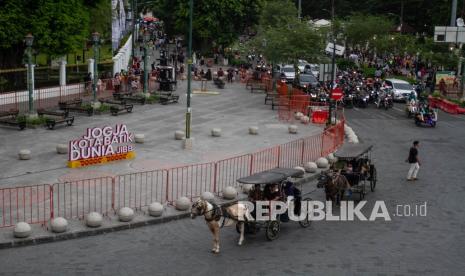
68, 151, 136, 168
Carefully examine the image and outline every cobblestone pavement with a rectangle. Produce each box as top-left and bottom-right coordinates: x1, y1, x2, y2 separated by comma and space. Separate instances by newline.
0, 106, 464, 275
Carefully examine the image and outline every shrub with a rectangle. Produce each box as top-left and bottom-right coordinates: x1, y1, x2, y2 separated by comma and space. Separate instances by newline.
97, 104, 110, 112
431, 91, 443, 98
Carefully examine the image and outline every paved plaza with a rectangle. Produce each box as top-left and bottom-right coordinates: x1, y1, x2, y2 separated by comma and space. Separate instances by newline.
0, 80, 322, 187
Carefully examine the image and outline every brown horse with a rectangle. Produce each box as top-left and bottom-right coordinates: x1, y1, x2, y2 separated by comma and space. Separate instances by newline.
317, 170, 351, 205
190, 199, 253, 253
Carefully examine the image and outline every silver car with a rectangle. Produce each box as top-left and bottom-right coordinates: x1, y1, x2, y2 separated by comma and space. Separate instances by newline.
383, 79, 416, 102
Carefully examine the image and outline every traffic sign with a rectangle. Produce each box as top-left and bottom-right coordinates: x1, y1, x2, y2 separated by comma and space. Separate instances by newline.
331, 87, 343, 100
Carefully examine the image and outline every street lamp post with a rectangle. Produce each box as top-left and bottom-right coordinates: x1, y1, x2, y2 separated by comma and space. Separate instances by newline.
185, 0, 193, 148
25, 33, 34, 113
143, 31, 150, 94
92, 32, 100, 103
327, 0, 336, 126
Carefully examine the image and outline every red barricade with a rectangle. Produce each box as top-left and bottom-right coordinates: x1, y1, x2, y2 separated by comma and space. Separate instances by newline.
251, 146, 279, 174
302, 134, 323, 163
312, 110, 329, 124
216, 154, 252, 195
279, 139, 304, 168
0, 184, 51, 228
115, 170, 167, 210
52, 177, 113, 219
166, 162, 216, 203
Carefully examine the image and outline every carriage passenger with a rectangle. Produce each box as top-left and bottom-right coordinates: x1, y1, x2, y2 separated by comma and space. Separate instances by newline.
264, 184, 281, 201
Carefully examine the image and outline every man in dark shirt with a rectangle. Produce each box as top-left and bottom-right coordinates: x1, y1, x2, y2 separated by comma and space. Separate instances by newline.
406, 141, 420, 181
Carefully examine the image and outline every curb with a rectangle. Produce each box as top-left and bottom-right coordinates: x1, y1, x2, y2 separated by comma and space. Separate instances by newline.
0, 170, 323, 250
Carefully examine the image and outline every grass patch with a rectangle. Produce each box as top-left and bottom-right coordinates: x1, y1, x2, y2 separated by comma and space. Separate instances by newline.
17, 115, 47, 126
147, 94, 159, 104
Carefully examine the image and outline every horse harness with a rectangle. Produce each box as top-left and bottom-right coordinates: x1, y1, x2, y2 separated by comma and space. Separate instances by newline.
203, 201, 239, 228
203, 202, 223, 222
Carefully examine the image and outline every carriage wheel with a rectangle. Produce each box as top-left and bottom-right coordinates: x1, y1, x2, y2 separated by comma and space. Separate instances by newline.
266, 221, 280, 241
299, 197, 312, 228
370, 166, 377, 192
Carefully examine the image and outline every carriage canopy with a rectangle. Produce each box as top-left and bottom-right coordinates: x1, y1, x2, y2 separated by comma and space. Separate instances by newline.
334, 143, 373, 160
237, 168, 304, 185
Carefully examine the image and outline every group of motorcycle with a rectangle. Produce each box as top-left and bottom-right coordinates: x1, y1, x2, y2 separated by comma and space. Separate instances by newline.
338, 73, 393, 110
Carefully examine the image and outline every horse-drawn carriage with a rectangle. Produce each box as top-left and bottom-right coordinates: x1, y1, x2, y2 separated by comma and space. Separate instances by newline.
236, 168, 313, 241
190, 168, 313, 253
318, 144, 377, 202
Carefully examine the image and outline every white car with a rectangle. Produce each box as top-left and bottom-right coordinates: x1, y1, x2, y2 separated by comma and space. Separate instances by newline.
280, 66, 296, 83
383, 79, 416, 102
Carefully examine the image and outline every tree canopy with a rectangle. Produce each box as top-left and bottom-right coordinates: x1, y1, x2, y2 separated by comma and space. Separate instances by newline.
0, 0, 107, 68
246, 0, 323, 66
151, 0, 263, 53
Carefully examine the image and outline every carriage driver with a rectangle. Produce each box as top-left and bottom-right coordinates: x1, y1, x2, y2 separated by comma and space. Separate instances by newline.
248, 184, 262, 219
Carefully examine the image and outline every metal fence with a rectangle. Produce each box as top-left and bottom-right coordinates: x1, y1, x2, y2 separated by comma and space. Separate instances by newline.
0, 77, 158, 113
0, 119, 344, 228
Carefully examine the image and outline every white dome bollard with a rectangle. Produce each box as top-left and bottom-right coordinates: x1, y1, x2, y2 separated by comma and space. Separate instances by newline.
288, 125, 298, 134
134, 134, 145, 144
86, 212, 103, 227
222, 186, 237, 200
18, 149, 31, 160
118, 207, 135, 222
300, 116, 310, 124
14, 222, 32, 238
316, 157, 329, 168
294, 112, 304, 120
293, 166, 306, 174
211, 128, 222, 137
304, 162, 318, 173
174, 130, 185, 140
175, 197, 191, 211
148, 202, 164, 217
56, 144, 68, 154
248, 126, 259, 135
50, 217, 68, 233
201, 191, 215, 202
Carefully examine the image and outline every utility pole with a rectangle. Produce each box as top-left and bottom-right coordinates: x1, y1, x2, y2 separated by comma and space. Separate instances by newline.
451, 0, 458, 26
298, 0, 302, 20
327, 0, 336, 126
400, 0, 404, 33
184, 0, 193, 149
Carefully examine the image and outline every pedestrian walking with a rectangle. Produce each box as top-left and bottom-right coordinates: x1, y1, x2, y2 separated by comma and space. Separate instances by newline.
406, 141, 420, 181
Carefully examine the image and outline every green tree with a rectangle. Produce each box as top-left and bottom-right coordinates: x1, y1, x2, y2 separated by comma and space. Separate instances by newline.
32, 0, 90, 57
151, 0, 263, 52
344, 14, 393, 49
89, 0, 112, 41
259, 0, 297, 29
245, 0, 323, 83
0, 0, 103, 68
